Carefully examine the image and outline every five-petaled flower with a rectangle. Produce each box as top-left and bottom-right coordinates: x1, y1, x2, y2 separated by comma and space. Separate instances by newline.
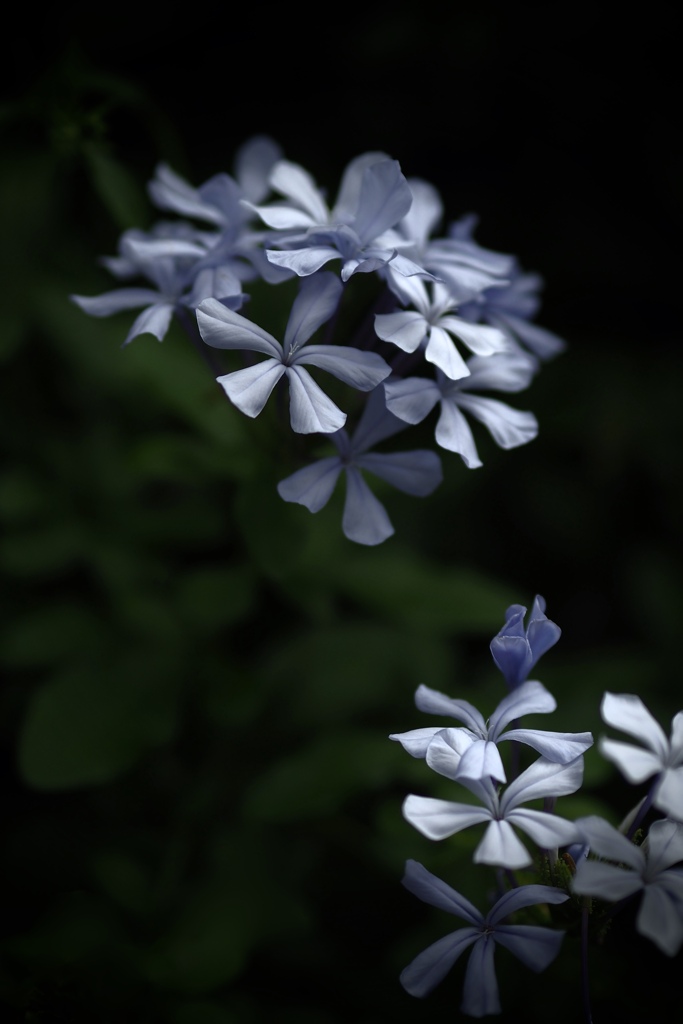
571, 815, 683, 955
400, 859, 569, 1016
597, 692, 683, 821
196, 273, 391, 434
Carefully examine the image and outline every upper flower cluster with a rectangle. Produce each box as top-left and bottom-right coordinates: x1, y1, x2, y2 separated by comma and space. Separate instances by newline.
71, 137, 565, 545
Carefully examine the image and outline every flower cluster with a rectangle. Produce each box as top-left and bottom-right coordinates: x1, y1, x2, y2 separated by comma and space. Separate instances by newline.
393, 596, 683, 1018
71, 137, 565, 545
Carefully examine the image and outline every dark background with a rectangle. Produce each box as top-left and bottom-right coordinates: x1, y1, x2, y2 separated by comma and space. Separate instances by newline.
2, 8, 681, 1022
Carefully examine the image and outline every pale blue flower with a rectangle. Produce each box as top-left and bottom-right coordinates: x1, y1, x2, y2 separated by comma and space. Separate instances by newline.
70, 224, 232, 346
247, 153, 431, 282
373, 277, 509, 381
277, 385, 443, 545
383, 352, 538, 468
597, 692, 683, 821
489, 595, 562, 690
571, 815, 683, 955
384, 182, 514, 305
400, 859, 568, 1014
196, 273, 391, 434
390, 680, 593, 783
451, 215, 566, 361
402, 754, 583, 868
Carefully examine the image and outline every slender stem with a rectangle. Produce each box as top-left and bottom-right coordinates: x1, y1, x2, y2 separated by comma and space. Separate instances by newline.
625, 782, 657, 841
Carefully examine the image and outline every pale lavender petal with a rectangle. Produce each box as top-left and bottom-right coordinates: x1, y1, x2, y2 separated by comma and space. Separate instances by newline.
401, 860, 483, 923
455, 394, 538, 450
670, 711, 683, 760
354, 160, 413, 243
285, 366, 346, 434
488, 680, 557, 738
217, 360, 284, 417
573, 815, 645, 870
655, 767, 683, 821
71, 288, 162, 316
388, 727, 444, 757
637, 885, 683, 955
383, 376, 440, 425
269, 159, 330, 222
266, 246, 340, 276
646, 818, 683, 872
243, 201, 318, 230
461, 937, 500, 1016
488, 884, 570, 924
474, 819, 533, 868
598, 737, 664, 783
402, 178, 444, 246
506, 808, 581, 851
600, 692, 670, 757
571, 860, 643, 900
402, 795, 491, 840
234, 134, 283, 203
374, 310, 427, 353
148, 163, 224, 226
459, 351, 538, 393
277, 457, 342, 512
334, 151, 391, 220
438, 315, 508, 356
502, 727, 594, 763
341, 466, 394, 545
297, 346, 391, 390
435, 401, 482, 466
283, 272, 342, 354
413, 685, 488, 733
494, 924, 566, 972
197, 299, 282, 357
123, 302, 175, 345
424, 325, 470, 380
502, 756, 584, 812
425, 729, 477, 780
495, 311, 567, 360
356, 450, 443, 496
400, 930, 479, 999
456, 739, 507, 784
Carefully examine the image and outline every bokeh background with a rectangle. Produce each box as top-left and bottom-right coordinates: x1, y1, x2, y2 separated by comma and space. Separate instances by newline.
2, 8, 681, 1022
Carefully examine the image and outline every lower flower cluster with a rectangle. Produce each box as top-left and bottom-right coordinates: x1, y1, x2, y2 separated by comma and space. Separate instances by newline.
392, 596, 683, 1018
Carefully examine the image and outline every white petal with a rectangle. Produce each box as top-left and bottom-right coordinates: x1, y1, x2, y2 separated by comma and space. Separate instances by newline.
374, 311, 427, 353
571, 860, 643, 901
123, 302, 174, 345
383, 376, 440, 426
356, 450, 443, 496
341, 467, 393, 545
435, 400, 482, 467
598, 737, 663, 783
277, 457, 342, 512
438, 315, 508, 356
388, 727, 443, 758
71, 288, 163, 316
646, 818, 683, 873
402, 795, 490, 840
197, 299, 281, 357
400, 930, 479, 999
488, 680, 556, 738
401, 859, 483, 922
285, 366, 346, 434
474, 819, 532, 868
298, 345, 390, 391
507, 808, 581, 851
424, 325, 470, 380
269, 159, 330, 222
217, 360, 284, 417
655, 767, 683, 821
455, 394, 538, 450
502, 755, 583, 812
600, 692, 670, 758
283, 273, 342, 354
637, 885, 683, 955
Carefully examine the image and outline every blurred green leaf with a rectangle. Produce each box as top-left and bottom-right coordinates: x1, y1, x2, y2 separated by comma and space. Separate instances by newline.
18, 658, 179, 789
